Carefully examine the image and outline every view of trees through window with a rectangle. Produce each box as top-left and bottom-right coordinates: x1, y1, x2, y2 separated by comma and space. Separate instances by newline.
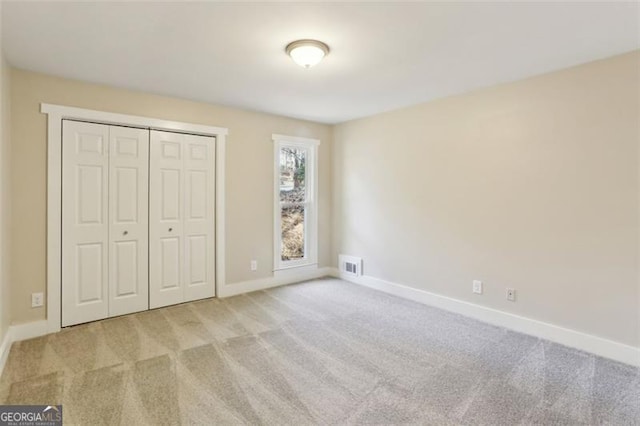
280, 147, 306, 260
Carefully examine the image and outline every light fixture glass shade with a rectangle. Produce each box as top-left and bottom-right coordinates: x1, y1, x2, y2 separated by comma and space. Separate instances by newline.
286, 40, 329, 68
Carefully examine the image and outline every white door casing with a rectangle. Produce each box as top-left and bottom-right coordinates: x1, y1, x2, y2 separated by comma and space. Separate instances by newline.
108, 126, 150, 317
62, 120, 110, 326
149, 130, 215, 308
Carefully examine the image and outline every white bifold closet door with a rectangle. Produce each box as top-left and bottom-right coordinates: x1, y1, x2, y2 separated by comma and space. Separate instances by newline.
62, 120, 149, 326
108, 125, 150, 317
149, 130, 215, 309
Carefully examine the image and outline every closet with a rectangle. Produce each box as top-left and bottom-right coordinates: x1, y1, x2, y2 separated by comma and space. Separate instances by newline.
61, 120, 215, 327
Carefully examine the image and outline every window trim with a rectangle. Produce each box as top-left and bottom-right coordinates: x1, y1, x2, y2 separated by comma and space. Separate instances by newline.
272, 134, 320, 273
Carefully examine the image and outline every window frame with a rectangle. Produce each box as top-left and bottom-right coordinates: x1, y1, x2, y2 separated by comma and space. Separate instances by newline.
272, 134, 320, 273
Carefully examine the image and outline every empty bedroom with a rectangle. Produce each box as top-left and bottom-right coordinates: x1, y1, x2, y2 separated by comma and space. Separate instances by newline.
0, 1, 638, 425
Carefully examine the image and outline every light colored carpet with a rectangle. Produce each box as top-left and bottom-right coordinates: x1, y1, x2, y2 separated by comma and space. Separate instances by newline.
0, 278, 638, 425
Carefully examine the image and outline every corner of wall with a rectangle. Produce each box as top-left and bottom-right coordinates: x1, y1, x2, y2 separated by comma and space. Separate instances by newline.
328, 122, 338, 268
0, 25, 12, 348
329, 122, 343, 269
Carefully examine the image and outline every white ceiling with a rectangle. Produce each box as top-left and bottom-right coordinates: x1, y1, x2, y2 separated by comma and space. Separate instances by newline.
2, 1, 638, 124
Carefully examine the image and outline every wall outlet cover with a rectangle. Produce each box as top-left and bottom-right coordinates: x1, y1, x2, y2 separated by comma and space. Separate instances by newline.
506, 288, 516, 301
472, 280, 483, 294
32, 292, 44, 308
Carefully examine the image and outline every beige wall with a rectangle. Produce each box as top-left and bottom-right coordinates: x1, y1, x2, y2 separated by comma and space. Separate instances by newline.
333, 51, 640, 347
6, 50, 639, 349
10, 69, 332, 325
0, 53, 11, 342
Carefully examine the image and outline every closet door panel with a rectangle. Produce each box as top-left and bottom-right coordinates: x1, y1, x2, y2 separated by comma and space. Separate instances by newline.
108, 126, 149, 317
114, 241, 138, 295
150, 131, 185, 308
184, 134, 216, 301
62, 120, 110, 326
160, 237, 181, 289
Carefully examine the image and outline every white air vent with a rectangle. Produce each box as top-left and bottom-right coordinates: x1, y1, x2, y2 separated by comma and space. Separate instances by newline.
339, 255, 362, 277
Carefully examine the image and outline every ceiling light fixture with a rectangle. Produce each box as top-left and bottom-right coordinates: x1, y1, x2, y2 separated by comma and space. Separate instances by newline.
286, 39, 330, 69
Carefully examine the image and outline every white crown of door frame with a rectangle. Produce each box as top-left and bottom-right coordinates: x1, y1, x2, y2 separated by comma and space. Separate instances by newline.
42, 103, 228, 334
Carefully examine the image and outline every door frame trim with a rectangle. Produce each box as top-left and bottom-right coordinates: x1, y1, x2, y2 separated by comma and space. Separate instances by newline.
42, 103, 228, 333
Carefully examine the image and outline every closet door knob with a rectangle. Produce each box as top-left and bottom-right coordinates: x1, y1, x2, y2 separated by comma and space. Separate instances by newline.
123, 231, 128, 236
169, 228, 173, 232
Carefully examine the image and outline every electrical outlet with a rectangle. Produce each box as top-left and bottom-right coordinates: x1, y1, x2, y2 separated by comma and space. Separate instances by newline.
506, 288, 516, 301
472, 280, 483, 294
31, 292, 44, 308
250, 260, 258, 271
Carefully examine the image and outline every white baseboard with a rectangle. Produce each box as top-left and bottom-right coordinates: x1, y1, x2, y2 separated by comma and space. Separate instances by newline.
10, 320, 50, 342
328, 268, 640, 367
0, 319, 51, 378
219, 266, 334, 298
0, 327, 12, 378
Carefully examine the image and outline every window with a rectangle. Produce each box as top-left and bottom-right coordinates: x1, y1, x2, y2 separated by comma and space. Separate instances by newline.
272, 134, 319, 272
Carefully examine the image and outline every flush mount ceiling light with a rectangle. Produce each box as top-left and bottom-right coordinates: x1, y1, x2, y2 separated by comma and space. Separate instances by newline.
285, 39, 330, 69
